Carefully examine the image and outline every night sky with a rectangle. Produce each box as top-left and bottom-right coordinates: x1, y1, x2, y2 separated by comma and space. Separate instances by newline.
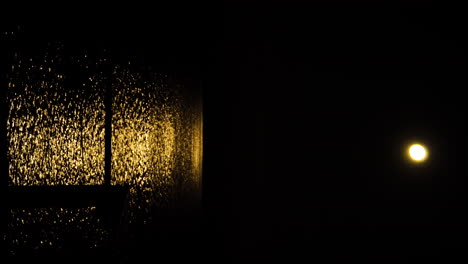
3, 5, 468, 263
216, 6, 468, 262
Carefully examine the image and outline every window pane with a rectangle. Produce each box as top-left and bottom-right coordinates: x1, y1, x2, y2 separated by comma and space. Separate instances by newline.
7, 50, 106, 186
111, 67, 202, 220
7, 48, 203, 218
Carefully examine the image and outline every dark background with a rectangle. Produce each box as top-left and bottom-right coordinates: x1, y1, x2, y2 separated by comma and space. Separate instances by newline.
3, 4, 468, 262
219, 6, 468, 262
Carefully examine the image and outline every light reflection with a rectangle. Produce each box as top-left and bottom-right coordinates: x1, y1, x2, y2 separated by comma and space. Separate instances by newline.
6, 207, 110, 251
111, 68, 183, 216
8, 51, 105, 186
7, 45, 203, 234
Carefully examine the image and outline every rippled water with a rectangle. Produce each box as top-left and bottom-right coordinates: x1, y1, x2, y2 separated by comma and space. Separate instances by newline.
7, 207, 110, 253
8, 49, 106, 186
5, 45, 202, 252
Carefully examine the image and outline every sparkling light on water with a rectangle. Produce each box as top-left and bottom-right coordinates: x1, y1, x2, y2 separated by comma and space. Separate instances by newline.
7, 207, 110, 252
7, 50, 106, 186
111, 67, 202, 217
6, 45, 203, 250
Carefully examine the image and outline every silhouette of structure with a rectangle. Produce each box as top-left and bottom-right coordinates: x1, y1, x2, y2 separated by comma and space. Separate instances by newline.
0, 22, 203, 262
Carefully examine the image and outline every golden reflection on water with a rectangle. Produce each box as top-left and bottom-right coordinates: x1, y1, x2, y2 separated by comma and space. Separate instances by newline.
8, 51, 106, 186
7, 207, 110, 251
7, 46, 203, 234
111, 68, 177, 212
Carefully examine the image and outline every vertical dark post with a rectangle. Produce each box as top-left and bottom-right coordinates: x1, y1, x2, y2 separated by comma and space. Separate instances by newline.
104, 69, 112, 186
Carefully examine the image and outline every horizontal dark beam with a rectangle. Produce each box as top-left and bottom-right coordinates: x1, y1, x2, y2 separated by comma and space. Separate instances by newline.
7, 185, 129, 209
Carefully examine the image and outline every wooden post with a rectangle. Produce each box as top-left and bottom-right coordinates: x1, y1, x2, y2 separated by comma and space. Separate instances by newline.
104, 66, 112, 185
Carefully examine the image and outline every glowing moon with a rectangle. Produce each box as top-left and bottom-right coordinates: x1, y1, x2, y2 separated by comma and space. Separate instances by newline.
408, 144, 428, 162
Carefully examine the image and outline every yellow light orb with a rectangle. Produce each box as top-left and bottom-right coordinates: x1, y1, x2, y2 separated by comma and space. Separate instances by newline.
408, 144, 428, 162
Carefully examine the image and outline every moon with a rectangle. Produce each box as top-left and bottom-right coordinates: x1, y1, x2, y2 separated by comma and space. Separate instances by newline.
408, 144, 428, 162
